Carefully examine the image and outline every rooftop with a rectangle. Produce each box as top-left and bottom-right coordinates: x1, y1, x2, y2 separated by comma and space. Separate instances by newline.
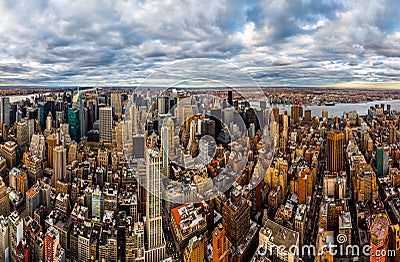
261, 219, 299, 250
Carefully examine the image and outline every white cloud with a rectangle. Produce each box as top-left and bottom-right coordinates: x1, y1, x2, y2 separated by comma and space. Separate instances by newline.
0, 0, 398, 86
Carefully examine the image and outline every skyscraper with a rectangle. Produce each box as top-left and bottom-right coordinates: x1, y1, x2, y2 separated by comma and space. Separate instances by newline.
16, 121, 29, 147
304, 108, 312, 122
1, 97, 10, 127
67, 108, 81, 142
46, 112, 53, 131
222, 189, 251, 246
212, 225, 228, 262
376, 146, 389, 176
227, 90, 233, 106
291, 105, 301, 125
111, 91, 123, 117
157, 96, 169, 114
37, 101, 46, 131
99, 107, 113, 142
0, 216, 8, 262
144, 144, 166, 262
47, 134, 56, 169
161, 120, 175, 178
326, 130, 344, 172
72, 91, 85, 140
53, 145, 66, 185
8, 211, 23, 262
272, 107, 279, 124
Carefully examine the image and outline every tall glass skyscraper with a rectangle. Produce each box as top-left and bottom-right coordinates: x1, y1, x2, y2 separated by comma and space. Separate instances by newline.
67, 108, 80, 142
376, 146, 389, 176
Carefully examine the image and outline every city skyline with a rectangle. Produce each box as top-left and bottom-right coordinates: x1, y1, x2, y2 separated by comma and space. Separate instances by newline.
0, 1, 398, 88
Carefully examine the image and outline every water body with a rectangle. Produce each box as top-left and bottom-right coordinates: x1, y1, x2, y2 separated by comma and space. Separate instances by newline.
9, 93, 51, 103
252, 100, 400, 118
7, 92, 400, 118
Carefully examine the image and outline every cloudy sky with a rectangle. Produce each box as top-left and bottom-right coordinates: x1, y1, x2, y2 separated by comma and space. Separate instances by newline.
0, 0, 399, 88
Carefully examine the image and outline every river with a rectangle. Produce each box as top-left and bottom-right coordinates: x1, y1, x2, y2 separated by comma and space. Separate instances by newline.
253, 100, 400, 118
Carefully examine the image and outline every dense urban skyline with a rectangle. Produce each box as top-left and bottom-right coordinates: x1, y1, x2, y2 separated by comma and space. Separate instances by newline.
0, 0, 399, 87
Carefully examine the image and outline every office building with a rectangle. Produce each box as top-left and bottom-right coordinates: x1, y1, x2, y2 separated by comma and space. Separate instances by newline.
53, 146, 67, 185
291, 105, 301, 125
304, 108, 312, 122
45, 226, 60, 262
1, 141, 17, 169
212, 225, 229, 262
68, 108, 81, 142
1, 97, 10, 127
259, 219, 299, 262
222, 189, 251, 246
111, 91, 122, 117
144, 144, 166, 262
92, 186, 104, 219
376, 146, 389, 176
99, 107, 113, 142
183, 236, 205, 262
9, 211, 23, 262
0, 216, 8, 262
126, 220, 145, 261
16, 121, 29, 147
47, 134, 57, 169
338, 212, 352, 248
0, 177, 9, 217
326, 130, 344, 172
171, 203, 207, 252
